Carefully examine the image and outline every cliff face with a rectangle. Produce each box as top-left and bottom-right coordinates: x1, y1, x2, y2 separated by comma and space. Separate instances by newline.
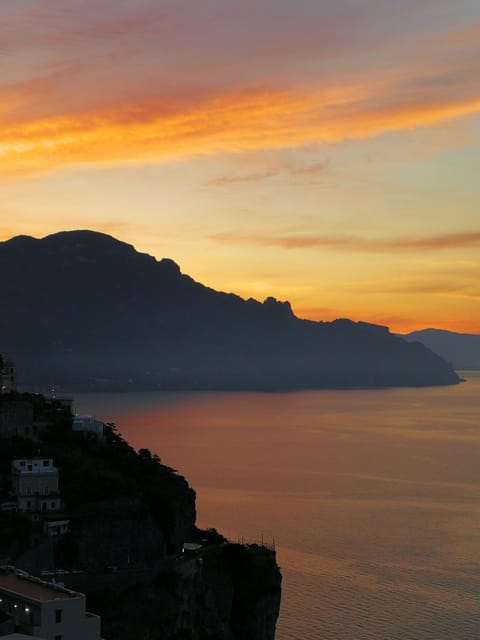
0, 419, 281, 640
227, 544, 281, 640
62, 494, 197, 569
67, 500, 168, 570
85, 544, 282, 640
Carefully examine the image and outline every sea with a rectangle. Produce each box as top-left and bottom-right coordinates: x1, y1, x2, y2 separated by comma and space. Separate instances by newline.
74, 371, 480, 640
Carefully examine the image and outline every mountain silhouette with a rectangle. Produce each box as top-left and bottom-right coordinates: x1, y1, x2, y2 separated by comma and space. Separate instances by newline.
0, 230, 460, 391
404, 329, 480, 370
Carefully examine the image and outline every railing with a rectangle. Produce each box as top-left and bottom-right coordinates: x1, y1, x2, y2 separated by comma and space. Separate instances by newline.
228, 535, 276, 551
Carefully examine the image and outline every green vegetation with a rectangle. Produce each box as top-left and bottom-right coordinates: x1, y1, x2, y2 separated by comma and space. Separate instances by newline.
0, 392, 189, 504
0, 390, 72, 428
0, 392, 195, 559
41, 421, 192, 514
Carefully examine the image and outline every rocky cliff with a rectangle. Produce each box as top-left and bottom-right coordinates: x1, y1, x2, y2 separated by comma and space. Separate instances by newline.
0, 403, 282, 640
81, 544, 281, 640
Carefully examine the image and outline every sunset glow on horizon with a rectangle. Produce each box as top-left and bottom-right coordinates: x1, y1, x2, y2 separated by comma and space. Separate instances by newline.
2, 0, 480, 334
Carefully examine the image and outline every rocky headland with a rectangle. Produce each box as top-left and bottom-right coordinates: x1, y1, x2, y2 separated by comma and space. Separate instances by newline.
0, 392, 282, 639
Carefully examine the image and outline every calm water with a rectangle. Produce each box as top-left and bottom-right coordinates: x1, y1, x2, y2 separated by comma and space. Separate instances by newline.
75, 372, 480, 640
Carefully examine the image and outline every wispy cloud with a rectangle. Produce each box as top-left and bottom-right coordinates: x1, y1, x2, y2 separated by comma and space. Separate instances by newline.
385, 281, 479, 295
209, 157, 328, 187
212, 230, 480, 253
292, 162, 327, 176
1, 1, 479, 176
346, 278, 480, 303
209, 171, 278, 186
378, 281, 480, 303
0, 1, 166, 53
1, 83, 480, 177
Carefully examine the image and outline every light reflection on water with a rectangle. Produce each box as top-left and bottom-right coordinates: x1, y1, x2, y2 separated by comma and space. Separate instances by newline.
75, 372, 480, 639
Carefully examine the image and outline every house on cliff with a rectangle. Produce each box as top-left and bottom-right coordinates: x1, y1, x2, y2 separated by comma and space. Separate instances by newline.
72, 416, 104, 441
11, 459, 62, 514
0, 566, 101, 639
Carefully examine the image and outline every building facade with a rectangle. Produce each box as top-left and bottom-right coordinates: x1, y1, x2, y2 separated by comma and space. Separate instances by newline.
11, 459, 62, 513
72, 416, 104, 440
43, 520, 70, 537
0, 566, 101, 640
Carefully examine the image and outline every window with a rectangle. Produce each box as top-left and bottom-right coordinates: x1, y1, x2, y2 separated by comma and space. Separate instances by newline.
51, 501, 56, 509
55, 636, 62, 640
43, 460, 50, 467
55, 608, 62, 623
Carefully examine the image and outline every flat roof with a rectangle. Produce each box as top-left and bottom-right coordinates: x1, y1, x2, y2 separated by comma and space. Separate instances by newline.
2, 635, 46, 639
13, 458, 53, 461
0, 572, 75, 602
13, 468, 57, 474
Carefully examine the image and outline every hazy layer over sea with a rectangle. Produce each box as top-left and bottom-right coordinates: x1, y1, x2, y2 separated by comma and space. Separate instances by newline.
75, 372, 480, 640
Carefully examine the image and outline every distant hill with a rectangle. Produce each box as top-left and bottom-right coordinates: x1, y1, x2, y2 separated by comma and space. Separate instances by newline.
404, 329, 480, 370
0, 230, 459, 391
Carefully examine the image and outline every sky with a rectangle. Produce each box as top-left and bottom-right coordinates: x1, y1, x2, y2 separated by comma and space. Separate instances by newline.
1, 0, 480, 333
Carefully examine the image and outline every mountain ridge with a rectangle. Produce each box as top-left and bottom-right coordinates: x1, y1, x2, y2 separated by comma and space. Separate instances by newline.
404, 328, 480, 370
1, 230, 460, 391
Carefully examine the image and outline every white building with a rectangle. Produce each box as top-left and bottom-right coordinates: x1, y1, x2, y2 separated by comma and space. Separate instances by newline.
0, 566, 101, 640
72, 417, 104, 441
43, 520, 70, 538
11, 459, 62, 514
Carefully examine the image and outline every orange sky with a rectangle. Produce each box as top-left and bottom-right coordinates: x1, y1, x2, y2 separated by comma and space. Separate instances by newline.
1, 0, 480, 333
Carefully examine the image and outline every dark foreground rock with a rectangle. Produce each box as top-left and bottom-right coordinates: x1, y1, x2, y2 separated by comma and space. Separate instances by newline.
79, 544, 281, 640
0, 414, 282, 640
